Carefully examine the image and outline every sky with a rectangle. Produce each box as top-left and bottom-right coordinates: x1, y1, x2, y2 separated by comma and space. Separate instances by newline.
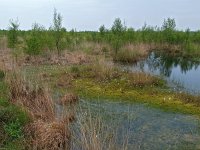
0, 0, 200, 31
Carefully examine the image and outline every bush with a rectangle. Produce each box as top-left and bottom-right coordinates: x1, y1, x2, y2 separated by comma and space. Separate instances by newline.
0, 70, 5, 80
7, 19, 19, 48
50, 9, 66, 55
25, 23, 45, 55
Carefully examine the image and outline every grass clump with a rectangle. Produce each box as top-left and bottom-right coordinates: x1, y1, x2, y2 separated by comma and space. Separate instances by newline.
0, 70, 5, 80
7, 72, 77, 149
0, 79, 29, 149
127, 72, 164, 87
80, 59, 121, 82
113, 44, 149, 63
4, 119, 23, 139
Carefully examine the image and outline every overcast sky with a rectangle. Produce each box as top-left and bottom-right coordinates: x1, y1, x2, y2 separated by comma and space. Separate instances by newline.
0, 0, 200, 31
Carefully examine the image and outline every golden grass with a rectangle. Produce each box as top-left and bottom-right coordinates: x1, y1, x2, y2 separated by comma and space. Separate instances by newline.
85, 58, 121, 81
0, 36, 8, 50
71, 41, 111, 55
128, 72, 162, 87
24, 51, 93, 66
113, 43, 150, 63
25, 120, 70, 150
57, 93, 79, 106
7, 72, 76, 149
72, 111, 129, 150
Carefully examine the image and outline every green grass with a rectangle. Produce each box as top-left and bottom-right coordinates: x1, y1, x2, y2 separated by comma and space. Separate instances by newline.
21, 64, 200, 117
73, 78, 200, 116
0, 79, 29, 149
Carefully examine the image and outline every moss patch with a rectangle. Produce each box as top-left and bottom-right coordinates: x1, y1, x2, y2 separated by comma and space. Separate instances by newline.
73, 78, 200, 116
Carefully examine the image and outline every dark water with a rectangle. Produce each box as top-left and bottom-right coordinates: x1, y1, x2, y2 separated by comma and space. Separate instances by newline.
122, 52, 200, 94
75, 99, 200, 150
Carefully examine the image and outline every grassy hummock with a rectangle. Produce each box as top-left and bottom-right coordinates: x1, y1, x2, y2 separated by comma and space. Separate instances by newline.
73, 78, 200, 117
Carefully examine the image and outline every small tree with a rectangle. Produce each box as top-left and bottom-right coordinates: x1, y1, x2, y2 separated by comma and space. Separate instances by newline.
51, 9, 66, 56
111, 18, 126, 35
99, 25, 106, 35
8, 19, 19, 48
111, 18, 126, 54
162, 18, 176, 44
25, 23, 45, 56
162, 18, 176, 31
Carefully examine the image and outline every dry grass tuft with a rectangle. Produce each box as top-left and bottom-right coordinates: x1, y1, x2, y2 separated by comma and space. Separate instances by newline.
24, 51, 93, 66
72, 110, 129, 150
57, 93, 79, 106
7, 72, 75, 149
88, 58, 121, 81
175, 92, 200, 106
113, 43, 150, 63
25, 120, 70, 150
128, 72, 161, 87
56, 73, 74, 88
0, 36, 8, 50
9, 74, 55, 121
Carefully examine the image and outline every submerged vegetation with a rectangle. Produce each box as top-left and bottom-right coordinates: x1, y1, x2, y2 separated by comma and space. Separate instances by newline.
0, 9, 200, 149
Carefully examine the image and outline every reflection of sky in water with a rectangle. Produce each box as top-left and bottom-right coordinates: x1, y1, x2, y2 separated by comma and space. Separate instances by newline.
74, 99, 200, 150
170, 65, 200, 93
125, 52, 200, 94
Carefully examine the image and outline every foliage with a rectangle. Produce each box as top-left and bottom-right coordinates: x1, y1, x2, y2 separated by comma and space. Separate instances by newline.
3, 16, 200, 60
99, 25, 107, 35
0, 80, 29, 149
51, 9, 66, 55
0, 70, 5, 80
25, 23, 45, 55
162, 18, 176, 31
7, 19, 19, 48
4, 119, 23, 139
111, 18, 126, 35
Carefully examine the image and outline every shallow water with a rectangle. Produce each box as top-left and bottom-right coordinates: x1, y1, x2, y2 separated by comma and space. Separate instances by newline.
122, 52, 200, 94
76, 99, 200, 150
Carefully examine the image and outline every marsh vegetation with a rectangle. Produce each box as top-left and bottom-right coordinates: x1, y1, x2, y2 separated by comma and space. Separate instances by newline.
1, 10, 200, 149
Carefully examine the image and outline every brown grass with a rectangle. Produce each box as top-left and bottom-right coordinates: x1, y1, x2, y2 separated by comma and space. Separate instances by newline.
7, 72, 75, 149
113, 43, 151, 63
86, 58, 121, 81
70, 41, 111, 55
0, 36, 7, 50
72, 110, 129, 150
24, 51, 93, 66
57, 93, 79, 106
25, 120, 70, 150
56, 72, 75, 88
175, 92, 200, 106
9, 74, 55, 121
128, 72, 162, 87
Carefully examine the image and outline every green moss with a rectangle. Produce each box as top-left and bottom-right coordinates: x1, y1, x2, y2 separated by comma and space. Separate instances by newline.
73, 78, 200, 116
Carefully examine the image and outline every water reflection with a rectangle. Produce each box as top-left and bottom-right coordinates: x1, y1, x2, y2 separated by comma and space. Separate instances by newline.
138, 52, 200, 77
125, 52, 200, 93
73, 99, 200, 150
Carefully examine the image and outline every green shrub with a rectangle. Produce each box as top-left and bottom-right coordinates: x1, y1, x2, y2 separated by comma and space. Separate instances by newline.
70, 66, 80, 73
0, 70, 5, 80
0, 105, 29, 126
50, 9, 66, 55
7, 19, 19, 48
25, 23, 45, 55
4, 119, 23, 139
